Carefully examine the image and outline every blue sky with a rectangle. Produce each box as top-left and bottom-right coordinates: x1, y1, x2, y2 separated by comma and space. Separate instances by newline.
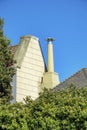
0, 0, 87, 82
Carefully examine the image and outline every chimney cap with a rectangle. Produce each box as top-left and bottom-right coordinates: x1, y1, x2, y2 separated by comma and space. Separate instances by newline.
46, 37, 55, 42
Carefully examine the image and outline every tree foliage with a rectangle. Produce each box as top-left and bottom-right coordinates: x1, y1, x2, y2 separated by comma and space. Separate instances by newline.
27, 86, 87, 129
0, 102, 28, 130
0, 85, 87, 129
0, 18, 15, 104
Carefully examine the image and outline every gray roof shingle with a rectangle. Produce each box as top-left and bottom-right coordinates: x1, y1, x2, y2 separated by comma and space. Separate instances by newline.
54, 68, 87, 91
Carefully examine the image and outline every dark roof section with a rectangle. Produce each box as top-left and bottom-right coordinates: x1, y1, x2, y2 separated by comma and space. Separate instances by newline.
54, 68, 87, 91
10, 45, 19, 56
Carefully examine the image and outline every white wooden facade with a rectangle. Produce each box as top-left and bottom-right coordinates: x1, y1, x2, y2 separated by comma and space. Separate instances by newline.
12, 35, 46, 102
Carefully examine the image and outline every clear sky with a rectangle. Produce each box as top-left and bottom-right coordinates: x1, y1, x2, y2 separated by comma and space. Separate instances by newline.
0, 0, 87, 82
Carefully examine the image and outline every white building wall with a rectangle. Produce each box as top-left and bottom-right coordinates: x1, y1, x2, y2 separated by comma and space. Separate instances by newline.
15, 36, 45, 102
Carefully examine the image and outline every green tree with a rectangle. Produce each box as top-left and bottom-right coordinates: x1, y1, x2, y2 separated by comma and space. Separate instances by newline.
0, 18, 15, 104
26, 86, 87, 130
1, 84, 87, 129
0, 102, 29, 130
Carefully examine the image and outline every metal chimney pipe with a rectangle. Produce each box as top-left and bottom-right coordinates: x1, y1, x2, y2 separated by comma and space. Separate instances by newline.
46, 37, 55, 72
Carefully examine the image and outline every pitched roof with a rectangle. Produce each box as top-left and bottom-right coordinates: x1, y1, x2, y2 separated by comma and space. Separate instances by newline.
54, 68, 87, 91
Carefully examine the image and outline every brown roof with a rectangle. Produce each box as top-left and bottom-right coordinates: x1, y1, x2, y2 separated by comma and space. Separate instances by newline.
54, 68, 87, 91
10, 45, 18, 56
